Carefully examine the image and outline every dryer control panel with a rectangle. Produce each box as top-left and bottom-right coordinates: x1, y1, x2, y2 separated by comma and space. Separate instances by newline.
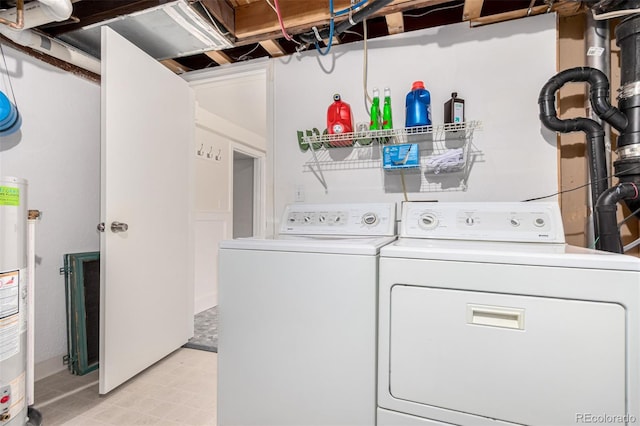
401, 202, 565, 243
280, 203, 396, 236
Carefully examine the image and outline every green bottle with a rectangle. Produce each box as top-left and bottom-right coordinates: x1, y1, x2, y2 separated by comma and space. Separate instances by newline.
382, 87, 393, 129
369, 88, 381, 130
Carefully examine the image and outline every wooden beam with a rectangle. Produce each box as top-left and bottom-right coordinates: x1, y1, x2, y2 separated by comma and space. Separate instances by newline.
205, 50, 233, 65
199, 0, 235, 36
385, 12, 404, 35
462, 0, 483, 21
160, 59, 191, 74
234, 0, 452, 40
557, 13, 589, 248
470, 1, 583, 27
259, 39, 286, 57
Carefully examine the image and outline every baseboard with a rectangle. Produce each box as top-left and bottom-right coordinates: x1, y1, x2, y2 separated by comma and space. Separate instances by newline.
35, 355, 67, 381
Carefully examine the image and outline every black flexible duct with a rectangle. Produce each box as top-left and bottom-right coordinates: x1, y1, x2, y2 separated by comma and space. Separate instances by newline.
586, 68, 629, 132
298, 0, 394, 44
614, 14, 640, 222
538, 68, 613, 251
595, 182, 639, 253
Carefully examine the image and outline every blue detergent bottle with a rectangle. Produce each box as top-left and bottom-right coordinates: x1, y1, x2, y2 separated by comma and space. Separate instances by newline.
405, 81, 431, 127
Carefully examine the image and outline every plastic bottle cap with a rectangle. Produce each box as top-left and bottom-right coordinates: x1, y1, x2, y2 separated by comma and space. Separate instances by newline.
333, 93, 341, 101
411, 81, 425, 90
384, 87, 391, 96
452, 92, 458, 97
372, 88, 379, 97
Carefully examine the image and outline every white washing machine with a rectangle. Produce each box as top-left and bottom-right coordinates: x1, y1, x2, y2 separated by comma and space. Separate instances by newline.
378, 202, 640, 426
218, 203, 396, 426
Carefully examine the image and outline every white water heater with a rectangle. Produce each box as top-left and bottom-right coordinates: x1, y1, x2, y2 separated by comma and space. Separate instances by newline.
0, 177, 27, 426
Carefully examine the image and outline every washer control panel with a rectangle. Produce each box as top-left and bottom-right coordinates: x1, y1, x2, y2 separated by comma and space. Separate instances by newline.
280, 203, 396, 236
402, 202, 565, 243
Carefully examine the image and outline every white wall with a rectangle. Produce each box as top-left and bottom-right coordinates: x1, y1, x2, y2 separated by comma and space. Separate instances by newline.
0, 45, 100, 377
272, 14, 558, 225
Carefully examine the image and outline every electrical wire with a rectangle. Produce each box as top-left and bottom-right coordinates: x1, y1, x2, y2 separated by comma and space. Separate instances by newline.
404, 1, 464, 18
273, 0, 295, 41
619, 206, 640, 228
197, 0, 230, 36
334, 0, 369, 16
342, 30, 363, 38
235, 43, 261, 61
522, 164, 640, 202
264, 0, 277, 13
362, 18, 371, 114
0, 43, 19, 111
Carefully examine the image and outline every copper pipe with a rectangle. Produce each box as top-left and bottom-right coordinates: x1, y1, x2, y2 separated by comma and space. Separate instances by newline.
0, 0, 25, 30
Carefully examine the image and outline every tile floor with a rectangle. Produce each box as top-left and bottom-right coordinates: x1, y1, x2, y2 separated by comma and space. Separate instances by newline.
33, 348, 217, 425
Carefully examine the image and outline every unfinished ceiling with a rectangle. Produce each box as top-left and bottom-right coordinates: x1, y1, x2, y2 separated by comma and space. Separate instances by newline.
1, 0, 585, 77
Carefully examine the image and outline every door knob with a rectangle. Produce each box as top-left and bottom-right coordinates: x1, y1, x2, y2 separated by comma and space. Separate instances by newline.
97, 222, 105, 232
111, 221, 129, 233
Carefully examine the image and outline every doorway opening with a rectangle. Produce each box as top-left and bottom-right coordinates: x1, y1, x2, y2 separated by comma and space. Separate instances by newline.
233, 150, 262, 238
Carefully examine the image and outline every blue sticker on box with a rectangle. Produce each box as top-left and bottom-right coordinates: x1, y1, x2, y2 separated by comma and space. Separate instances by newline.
383, 144, 419, 169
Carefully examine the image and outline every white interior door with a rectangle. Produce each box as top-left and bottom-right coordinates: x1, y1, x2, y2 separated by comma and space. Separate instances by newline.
99, 27, 195, 394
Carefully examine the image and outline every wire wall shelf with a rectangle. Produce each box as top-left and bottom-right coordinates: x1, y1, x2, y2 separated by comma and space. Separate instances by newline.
301, 121, 483, 192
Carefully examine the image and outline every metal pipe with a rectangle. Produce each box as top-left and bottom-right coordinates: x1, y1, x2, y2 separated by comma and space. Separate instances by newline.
0, 0, 24, 30
0, 0, 71, 31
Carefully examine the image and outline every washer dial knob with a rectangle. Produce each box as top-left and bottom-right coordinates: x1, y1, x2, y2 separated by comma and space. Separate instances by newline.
362, 213, 378, 226
419, 213, 438, 230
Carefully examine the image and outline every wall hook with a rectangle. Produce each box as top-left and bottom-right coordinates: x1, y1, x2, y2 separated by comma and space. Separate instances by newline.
197, 143, 204, 156
207, 146, 214, 158
215, 149, 222, 161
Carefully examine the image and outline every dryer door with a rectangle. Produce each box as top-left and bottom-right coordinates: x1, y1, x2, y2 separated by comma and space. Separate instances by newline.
388, 285, 626, 425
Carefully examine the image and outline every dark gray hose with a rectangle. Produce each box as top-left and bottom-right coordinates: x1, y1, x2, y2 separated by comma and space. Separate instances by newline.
595, 182, 639, 253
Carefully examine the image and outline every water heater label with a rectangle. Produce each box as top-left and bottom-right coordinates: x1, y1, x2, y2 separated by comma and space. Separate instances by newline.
0, 315, 19, 362
0, 271, 19, 319
0, 186, 19, 206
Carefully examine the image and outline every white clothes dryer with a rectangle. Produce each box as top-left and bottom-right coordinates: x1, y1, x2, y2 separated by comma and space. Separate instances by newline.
218, 203, 396, 426
377, 202, 640, 426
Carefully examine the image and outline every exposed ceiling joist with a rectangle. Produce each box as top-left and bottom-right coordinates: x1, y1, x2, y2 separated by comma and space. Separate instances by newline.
234, 0, 455, 41
259, 39, 286, 57
385, 12, 405, 35
205, 50, 233, 65
462, 0, 484, 21
161, 59, 191, 74
470, 1, 583, 27
19, 0, 587, 77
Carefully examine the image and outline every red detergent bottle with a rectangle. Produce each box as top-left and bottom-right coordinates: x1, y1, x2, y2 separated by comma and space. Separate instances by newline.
327, 93, 354, 147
